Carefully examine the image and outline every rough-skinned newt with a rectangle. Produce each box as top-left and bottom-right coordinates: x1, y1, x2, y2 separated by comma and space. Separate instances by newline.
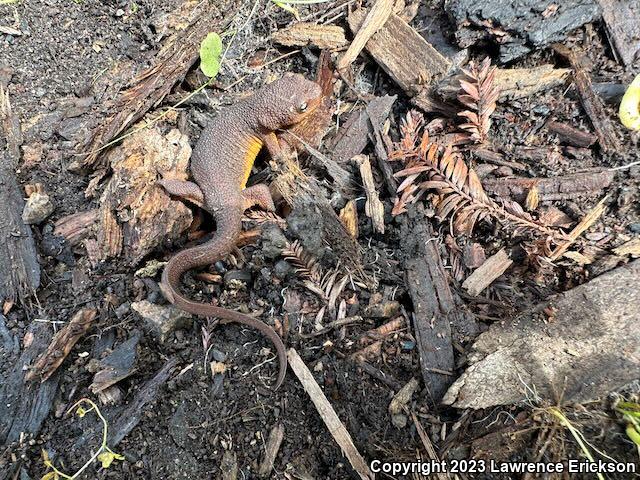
158, 73, 323, 389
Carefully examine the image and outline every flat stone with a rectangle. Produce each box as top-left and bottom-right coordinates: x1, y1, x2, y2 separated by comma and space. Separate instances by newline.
132, 300, 192, 344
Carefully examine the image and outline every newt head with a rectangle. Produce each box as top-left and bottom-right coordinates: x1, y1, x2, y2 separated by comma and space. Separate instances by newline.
254, 72, 323, 131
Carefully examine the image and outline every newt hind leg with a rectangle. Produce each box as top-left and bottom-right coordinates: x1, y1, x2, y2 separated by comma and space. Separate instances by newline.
242, 184, 275, 212
158, 179, 204, 207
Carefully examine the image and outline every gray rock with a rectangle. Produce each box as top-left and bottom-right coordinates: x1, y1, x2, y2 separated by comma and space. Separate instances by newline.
260, 223, 288, 259
132, 300, 192, 344
443, 260, 640, 409
22, 192, 54, 224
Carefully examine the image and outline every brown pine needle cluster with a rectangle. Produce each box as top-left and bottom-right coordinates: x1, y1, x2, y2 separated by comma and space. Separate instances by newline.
457, 58, 500, 144
281, 240, 339, 298
388, 112, 559, 239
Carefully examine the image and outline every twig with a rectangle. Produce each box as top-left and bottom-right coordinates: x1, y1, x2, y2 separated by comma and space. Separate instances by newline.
287, 348, 374, 480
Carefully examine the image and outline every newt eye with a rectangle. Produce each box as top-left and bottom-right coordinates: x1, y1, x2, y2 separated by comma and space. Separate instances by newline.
298, 102, 307, 112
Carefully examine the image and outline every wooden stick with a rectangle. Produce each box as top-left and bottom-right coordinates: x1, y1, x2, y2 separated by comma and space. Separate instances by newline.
287, 348, 374, 480
258, 423, 285, 478
549, 197, 607, 261
462, 248, 513, 296
337, 0, 394, 73
353, 155, 385, 234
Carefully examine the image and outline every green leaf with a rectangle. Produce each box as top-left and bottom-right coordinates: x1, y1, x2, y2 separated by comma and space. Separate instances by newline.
199, 33, 223, 78
627, 424, 640, 446
76, 405, 87, 417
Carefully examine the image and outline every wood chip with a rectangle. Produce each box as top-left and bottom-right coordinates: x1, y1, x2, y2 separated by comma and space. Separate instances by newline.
347, 8, 450, 95
258, 423, 285, 477
53, 209, 99, 247
339, 199, 359, 239
25, 309, 97, 382
462, 249, 513, 296
353, 154, 385, 234
287, 348, 374, 480
338, 0, 394, 73
613, 238, 640, 257
272, 22, 347, 50
494, 65, 570, 102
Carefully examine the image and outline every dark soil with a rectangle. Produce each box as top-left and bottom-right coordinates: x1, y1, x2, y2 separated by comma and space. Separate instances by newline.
1, 0, 639, 479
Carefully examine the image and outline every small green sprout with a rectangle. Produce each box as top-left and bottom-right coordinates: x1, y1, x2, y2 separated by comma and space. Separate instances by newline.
199, 32, 223, 79
615, 401, 640, 452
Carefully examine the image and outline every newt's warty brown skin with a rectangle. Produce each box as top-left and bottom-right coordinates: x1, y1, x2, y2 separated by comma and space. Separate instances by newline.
158, 73, 323, 389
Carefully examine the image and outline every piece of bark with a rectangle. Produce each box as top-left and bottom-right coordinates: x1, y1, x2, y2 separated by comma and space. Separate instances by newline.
483, 170, 615, 202
53, 209, 99, 247
95, 127, 193, 265
472, 149, 526, 171
462, 249, 513, 296
272, 23, 347, 50
71, 0, 235, 172
347, 9, 450, 95
106, 357, 178, 446
494, 65, 570, 102
258, 423, 285, 477
546, 120, 597, 147
598, 0, 640, 68
0, 88, 40, 305
298, 139, 355, 197
90, 330, 141, 393
357, 361, 403, 391
352, 155, 385, 234
25, 309, 97, 382
287, 348, 374, 480
0, 317, 60, 444
400, 207, 458, 403
273, 151, 370, 287
443, 260, 640, 409
330, 95, 396, 164
553, 44, 621, 153
338, 0, 394, 73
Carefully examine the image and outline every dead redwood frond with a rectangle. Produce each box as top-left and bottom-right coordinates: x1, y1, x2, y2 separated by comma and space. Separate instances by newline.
388, 113, 558, 239
457, 57, 500, 144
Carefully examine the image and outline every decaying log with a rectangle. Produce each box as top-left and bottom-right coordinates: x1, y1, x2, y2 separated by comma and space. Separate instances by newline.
287, 348, 374, 480
272, 23, 348, 50
94, 127, 193, 265
598, 0, 640, 68
329, 95, 396, 164
25, 309, 97, 382
338, 0, 394, 73
444, 261, 640, 409
71, 0, 235, 172
400, 206, 457, 403
553, 44, 621, 154
0, 85, 40, 305
462, 249, 513, 297
546, 120, 597, 147
347, 8, 450, 95
483, 170, 615, 202
0, 316, 60, 444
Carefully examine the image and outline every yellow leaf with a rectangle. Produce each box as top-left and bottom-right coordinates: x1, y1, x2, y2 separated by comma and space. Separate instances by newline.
98, 450, 125, 469
40, 472, 59, 480
76, 405, 87, 417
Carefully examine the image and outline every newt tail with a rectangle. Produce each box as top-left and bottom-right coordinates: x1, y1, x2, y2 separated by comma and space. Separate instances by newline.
158, 73, 323, 390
